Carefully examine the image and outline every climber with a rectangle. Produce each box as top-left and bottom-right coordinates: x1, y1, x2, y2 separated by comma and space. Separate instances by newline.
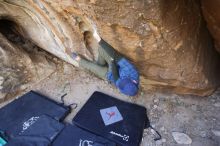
72, 29, 139, 96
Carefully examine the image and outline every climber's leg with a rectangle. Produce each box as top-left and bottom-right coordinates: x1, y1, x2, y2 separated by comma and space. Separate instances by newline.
78, 58, 108, 80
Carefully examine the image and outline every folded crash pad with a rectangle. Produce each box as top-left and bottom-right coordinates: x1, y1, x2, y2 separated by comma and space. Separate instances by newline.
0, 91, 69, 137
52, 124, 116, 146
6, 115, 64, 146
73, 91, 147, 146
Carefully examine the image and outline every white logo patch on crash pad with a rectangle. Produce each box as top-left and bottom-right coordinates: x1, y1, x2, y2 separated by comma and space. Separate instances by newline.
100, 106, 123, 126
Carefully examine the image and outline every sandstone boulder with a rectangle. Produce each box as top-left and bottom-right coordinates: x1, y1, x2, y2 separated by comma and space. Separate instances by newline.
0, 0, 219, 96
201, 0, 220, 53
74, 0, 220, 96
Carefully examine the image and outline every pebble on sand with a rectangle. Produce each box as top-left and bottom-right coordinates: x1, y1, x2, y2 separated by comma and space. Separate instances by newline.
172, 132, 192, 144
212, 130, 220, 137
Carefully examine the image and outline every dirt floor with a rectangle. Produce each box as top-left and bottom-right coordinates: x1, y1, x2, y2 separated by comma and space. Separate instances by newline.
1, 61, 220, 146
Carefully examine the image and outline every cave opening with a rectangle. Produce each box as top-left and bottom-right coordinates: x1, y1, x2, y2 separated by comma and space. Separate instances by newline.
0, 19, 57, 101
0, 18, 57, 63
0, 19, 18, 36
0, 19, 38, 53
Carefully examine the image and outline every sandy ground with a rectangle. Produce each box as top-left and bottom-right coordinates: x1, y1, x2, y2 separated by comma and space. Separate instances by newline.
1, 62, 220, 146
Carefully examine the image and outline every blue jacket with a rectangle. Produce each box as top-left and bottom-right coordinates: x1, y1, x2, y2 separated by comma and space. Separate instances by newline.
106, 58, 139, 88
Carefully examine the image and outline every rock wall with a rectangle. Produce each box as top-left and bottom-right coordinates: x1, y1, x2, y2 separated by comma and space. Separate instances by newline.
74, 0, 220, 96
201, 0, 220, 53
0, 0, 219, 96
0, 20, 56, 101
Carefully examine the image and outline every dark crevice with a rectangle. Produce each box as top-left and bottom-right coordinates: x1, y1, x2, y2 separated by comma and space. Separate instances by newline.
0, 19, 56, 62
0, 19, 57, 101
0, 19, 39, 53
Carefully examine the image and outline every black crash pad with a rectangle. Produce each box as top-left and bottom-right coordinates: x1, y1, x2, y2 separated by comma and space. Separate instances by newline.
52, 124, 116, 146
73, 91, 147, 146
0, 91, 69, 137
6, 115, 64, 146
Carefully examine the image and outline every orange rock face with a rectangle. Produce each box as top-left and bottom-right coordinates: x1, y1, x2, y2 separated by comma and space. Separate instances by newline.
201, 0, 220, 53
0, 0, 219, 96
73, 0, 220, 95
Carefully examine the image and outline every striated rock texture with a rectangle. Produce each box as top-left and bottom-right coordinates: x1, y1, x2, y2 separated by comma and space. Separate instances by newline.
75, 0, 220, 96
0, 0, 219, 97
0, 22, 57, 101
201, 0, 220, 53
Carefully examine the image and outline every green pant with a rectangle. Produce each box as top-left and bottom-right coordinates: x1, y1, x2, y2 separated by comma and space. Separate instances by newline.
79, 57, 108, 80
79, 39, 121, 81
